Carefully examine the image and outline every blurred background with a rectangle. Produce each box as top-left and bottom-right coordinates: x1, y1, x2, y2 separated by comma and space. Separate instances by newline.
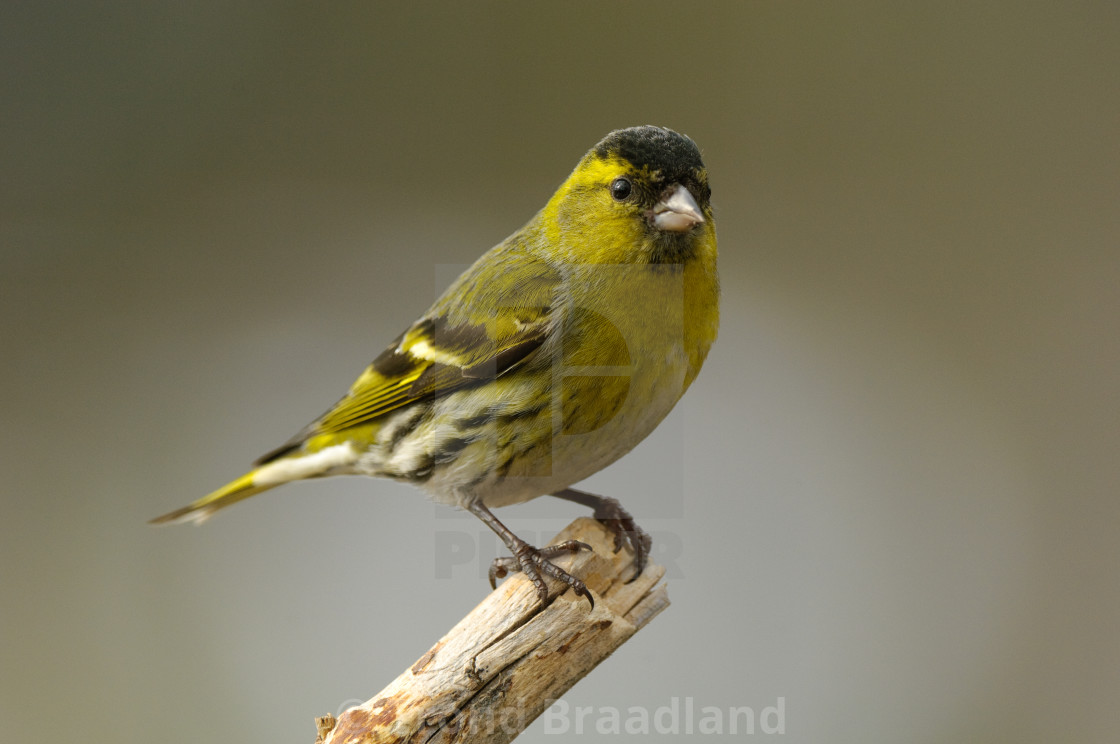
2, 3, 1117, 742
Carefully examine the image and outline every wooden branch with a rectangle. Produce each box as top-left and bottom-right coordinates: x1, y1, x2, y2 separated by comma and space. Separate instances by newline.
316, 517, 670, 744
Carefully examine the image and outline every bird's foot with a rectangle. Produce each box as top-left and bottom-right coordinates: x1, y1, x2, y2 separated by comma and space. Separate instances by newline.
591, 496, 652, 579
489, 539, 594, 609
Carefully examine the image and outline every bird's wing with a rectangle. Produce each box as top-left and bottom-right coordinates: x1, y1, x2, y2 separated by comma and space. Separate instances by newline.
255, 249, 559, 464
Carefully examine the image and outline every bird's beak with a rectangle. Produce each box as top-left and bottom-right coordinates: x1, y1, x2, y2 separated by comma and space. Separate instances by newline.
652, 184, 704, 232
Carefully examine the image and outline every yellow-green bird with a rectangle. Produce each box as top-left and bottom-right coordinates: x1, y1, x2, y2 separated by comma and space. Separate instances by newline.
152, 126, 719, 607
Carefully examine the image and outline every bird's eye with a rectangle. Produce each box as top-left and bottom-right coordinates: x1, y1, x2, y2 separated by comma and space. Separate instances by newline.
609, 177, 633, 201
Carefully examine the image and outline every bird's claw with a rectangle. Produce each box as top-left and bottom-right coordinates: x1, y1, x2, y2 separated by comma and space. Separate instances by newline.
592, 497, 652, 581
488, 539, 594, 609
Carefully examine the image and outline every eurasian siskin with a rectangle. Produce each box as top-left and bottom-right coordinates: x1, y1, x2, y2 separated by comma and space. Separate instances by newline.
153, 125, 719, 607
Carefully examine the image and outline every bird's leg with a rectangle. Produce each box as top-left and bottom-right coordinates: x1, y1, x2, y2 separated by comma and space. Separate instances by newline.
467, 501, 594, 609
550, 488, 651, 580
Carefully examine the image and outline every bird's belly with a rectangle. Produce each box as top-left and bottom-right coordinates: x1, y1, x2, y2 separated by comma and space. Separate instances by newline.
363, 318, 696, 511
463, 346, 689, 509
556, 353, 686, 468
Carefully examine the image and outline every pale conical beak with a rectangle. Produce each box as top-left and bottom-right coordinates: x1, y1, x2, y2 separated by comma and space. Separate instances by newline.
652, 184, 704, 232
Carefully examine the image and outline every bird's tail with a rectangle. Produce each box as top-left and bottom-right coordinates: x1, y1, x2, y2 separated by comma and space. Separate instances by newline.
149, 441, 359, 525
149, 470, 273, 525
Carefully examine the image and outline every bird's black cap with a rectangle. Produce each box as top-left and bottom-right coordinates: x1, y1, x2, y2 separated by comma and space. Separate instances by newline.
593, 126, 704, 178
